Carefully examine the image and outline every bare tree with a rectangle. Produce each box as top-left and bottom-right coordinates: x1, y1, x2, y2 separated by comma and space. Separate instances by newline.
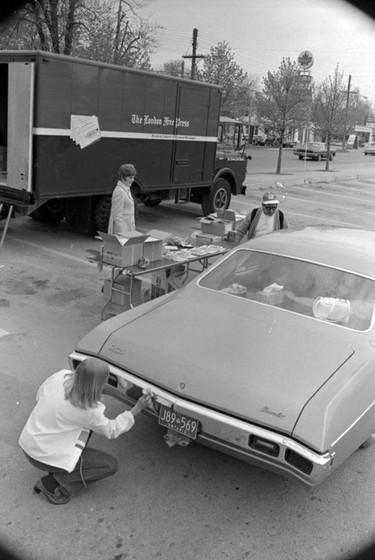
313, 66, 346, 170
0, 0, 160, 69
258, 57, 313, 174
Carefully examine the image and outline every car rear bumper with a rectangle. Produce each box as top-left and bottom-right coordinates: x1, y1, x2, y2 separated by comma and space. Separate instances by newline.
70, 351, 335, 486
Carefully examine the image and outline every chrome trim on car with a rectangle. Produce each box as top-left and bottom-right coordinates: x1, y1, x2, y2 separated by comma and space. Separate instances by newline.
70, 351, 334, 486
330, 399, 375, 447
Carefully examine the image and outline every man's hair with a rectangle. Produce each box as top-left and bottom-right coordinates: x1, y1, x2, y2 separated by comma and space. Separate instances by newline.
64, 358, 110, 409
118, 163, 137, 180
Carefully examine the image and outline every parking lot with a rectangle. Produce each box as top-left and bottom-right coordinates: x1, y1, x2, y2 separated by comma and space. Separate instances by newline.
1, 160, 375, 560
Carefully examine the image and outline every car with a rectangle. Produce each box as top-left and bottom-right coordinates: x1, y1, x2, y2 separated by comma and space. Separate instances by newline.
252, 134, 266, 146
273, 137, 295, 148
364, 146, 375, 156
70, 226, 375, 487
293, 142, 336, 161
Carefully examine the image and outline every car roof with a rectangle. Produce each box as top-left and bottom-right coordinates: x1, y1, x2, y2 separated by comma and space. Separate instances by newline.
239, 226, 375, 278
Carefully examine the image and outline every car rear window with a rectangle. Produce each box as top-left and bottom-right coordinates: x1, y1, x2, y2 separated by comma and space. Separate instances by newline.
198, 250, 375, 331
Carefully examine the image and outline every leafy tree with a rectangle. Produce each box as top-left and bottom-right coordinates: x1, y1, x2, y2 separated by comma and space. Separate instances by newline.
0, 0, 159, 69
257, 57, 313, 173
157, 59, 185, 78
313, 66, 346, 170
198, 41, 250, 118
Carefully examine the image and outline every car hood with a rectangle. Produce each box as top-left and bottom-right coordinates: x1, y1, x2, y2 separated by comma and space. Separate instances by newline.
90, 289, 355, 434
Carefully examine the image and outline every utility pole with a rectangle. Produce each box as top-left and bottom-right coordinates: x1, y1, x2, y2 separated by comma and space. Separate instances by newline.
182, 28, 205, 80
342, 74, 352, 151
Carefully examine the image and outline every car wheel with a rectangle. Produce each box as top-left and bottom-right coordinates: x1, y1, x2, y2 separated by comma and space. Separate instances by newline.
299, 155, 303, 160
360, 436, 375, 448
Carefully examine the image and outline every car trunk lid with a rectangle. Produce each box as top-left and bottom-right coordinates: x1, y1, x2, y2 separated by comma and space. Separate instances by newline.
98, 289, 355, 434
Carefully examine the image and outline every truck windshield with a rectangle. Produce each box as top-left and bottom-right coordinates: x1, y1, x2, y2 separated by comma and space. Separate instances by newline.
218, 122, 241, 150
198, 249, 375, 331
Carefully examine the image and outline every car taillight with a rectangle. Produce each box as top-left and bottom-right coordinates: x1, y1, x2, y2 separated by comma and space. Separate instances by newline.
285, 449, 313, 474
248, 435, 279, 457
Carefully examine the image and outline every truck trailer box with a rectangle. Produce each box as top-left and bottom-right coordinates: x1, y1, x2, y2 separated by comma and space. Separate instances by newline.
0, 51, 220, 209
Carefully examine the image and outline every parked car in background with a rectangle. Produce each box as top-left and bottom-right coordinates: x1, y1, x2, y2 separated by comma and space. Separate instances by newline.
70, 226, 375, 487
252, 134, 266, 146
364, 146, 375, 156
294, 142, 336, 161
274, 137, 295, 148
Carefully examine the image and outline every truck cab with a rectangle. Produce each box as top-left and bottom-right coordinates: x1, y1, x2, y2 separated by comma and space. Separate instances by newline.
200, 116, 249, 215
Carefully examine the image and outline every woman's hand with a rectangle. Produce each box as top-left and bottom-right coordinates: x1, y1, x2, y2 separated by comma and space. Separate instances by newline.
130, 389, 155, 416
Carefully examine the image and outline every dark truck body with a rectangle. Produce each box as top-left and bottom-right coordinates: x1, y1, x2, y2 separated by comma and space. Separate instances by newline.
0, 51, 248, 230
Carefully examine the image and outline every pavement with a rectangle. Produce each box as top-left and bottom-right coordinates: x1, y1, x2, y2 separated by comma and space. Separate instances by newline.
243, 151, 375, 190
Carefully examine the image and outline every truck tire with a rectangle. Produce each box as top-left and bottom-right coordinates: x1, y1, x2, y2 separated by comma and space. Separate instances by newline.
143, 195, 163, 207
30, 200, 65, 224
201, 178, 231, 215
95, 195, 112, 233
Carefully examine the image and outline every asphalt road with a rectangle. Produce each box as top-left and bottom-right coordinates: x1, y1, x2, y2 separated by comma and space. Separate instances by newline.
1, 153, 375, 560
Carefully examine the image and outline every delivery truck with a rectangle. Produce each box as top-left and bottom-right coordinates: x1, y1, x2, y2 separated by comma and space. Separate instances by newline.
0, 50, 249, 233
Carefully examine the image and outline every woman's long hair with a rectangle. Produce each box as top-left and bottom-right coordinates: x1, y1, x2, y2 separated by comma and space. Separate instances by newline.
64, 358, 110, 409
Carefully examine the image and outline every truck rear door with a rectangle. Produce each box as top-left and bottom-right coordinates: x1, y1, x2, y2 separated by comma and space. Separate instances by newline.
7, 62, 34, 192
173, 84, 219, 185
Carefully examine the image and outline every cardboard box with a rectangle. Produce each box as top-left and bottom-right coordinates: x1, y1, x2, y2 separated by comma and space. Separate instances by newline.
200, 217, 233, 236
216, 209, 236, 229
194, 231, 223, 245
103, 276, 142, 306
151, 265, 186, 298
98, 231, 147, 267
143, 229, 171, 262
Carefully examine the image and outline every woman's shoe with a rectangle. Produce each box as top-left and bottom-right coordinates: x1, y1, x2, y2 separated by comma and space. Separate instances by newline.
33, 478, 70, 505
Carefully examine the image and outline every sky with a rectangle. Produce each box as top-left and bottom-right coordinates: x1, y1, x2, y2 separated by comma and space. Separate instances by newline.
138, 0, 375, 104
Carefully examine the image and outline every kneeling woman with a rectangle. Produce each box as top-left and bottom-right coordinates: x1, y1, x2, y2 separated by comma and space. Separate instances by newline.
19, 358, 153, 505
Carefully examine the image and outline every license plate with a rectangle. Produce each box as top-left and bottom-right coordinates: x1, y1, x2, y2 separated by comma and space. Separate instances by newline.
158, 404, 199, 439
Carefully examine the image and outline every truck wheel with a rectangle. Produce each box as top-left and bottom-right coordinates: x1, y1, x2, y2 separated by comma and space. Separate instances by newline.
201, 178, 231, 215
143, 195, 163, 207
30, 200, 65, 224
95, 195, 112, 232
